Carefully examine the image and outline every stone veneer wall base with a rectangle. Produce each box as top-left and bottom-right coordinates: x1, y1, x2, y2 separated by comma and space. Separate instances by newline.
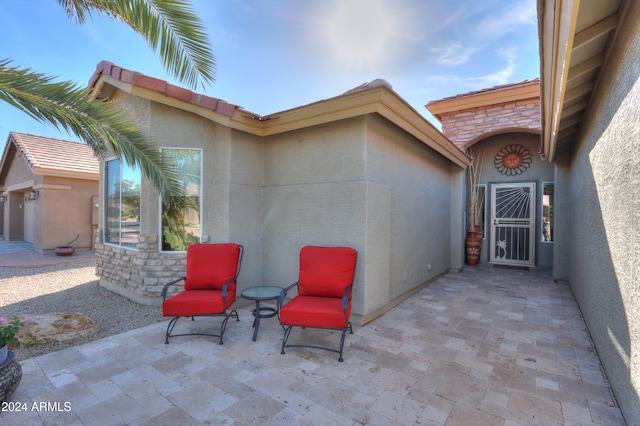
98, 278, 163, 307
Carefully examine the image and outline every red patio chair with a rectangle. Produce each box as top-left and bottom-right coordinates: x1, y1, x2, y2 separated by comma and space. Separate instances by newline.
278, 246, 357, 362
162, 243, 243, 344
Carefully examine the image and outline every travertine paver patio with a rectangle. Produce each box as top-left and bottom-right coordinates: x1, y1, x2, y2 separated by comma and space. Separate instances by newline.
2, 265, 625, 425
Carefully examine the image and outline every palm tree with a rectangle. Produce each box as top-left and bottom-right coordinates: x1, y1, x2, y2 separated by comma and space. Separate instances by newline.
0, 0, 216, 201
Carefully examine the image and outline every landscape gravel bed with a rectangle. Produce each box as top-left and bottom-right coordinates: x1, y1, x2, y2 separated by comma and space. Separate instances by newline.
0, 263, 165, 361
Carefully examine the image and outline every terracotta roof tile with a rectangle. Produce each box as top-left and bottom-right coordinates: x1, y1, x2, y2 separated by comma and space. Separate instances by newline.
89, 61, 240, 117
9, 132, 99, 176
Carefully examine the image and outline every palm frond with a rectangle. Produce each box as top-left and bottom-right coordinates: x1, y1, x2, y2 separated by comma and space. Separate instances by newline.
0, 59, 181, 202
58, 0, 215, 89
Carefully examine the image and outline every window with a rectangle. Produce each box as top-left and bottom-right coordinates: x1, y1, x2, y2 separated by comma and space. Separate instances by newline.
477, 184, 486, 237
104, 158, 141, 248
161, 148, 202, 251
541, 182, 554, 242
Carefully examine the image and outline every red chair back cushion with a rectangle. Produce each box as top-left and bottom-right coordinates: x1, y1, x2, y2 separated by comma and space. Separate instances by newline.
298, 246, 357, 298
184, 244, 241, 291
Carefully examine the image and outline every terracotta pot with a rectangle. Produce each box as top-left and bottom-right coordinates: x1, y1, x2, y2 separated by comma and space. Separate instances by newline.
465, 237, 482, 266
54, 246, 74, 256
468, 230, 484, 240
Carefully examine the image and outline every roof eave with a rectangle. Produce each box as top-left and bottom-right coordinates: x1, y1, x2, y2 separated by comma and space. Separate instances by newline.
426, 82, 540, 120
91, 71, 470, 169
32, 167, 99, 180
262, 86, 470, 168
89, 73, 265, 137
538, 0, 581, 163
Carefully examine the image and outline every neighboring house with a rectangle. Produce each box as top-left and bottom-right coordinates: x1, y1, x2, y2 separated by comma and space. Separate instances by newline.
538, 0, 639, 423
0, 132, 99, 252
88, 61, 470, 327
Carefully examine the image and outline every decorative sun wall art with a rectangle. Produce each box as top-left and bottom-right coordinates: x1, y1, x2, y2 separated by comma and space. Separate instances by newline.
493, 144, 532, 176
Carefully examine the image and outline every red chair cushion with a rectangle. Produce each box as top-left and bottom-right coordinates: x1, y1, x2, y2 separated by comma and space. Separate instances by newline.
162, 289, 236, 317
279, 296, 350, 329
299, 246, 357, 298
184, 244, 240, 291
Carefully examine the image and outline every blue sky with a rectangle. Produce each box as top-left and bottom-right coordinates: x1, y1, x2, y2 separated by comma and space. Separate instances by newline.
0, 0, 539, 153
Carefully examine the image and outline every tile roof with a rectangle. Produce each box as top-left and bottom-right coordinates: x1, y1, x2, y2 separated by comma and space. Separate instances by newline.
88, 61, 240, 117
6, 132, 99, 177
428, 78, 540, 104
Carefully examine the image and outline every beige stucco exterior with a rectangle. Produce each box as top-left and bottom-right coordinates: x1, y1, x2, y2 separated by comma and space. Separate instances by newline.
0, 134, 99, 252
539, 0, 639, 422
91, 69, 469, 325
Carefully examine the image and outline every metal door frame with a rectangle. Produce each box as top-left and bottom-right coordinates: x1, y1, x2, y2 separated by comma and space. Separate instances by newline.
490, 182, 536, 267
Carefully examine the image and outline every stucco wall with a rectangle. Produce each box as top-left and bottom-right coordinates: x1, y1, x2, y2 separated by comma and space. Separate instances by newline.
262, 117, 368, 316
39, 176, 97, 251
2, 150, 34, 188
365, 115, 453, 304
262, 115, 459, 324
563, 3, 640, 423
2, 152, 36, 242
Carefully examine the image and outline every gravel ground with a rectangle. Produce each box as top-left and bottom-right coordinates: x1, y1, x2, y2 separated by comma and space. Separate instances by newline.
0, 263, 165, 361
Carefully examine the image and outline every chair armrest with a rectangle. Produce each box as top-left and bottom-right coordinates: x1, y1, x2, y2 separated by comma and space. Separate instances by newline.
342, 285, 353, 310
162, 277, 186, 301
219, 277, 239, 310
278, 282, 299, 309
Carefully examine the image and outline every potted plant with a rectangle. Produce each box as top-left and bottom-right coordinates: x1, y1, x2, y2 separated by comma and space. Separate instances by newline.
0, 315, 30, 358
466, 148, 484, 265
0, 315, 30, 402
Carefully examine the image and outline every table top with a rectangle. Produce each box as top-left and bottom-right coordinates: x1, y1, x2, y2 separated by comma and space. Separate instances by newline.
241, 285, 283, 300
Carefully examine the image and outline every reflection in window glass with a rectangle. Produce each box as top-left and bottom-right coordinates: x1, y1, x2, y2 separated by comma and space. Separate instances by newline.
161, 149, 201, 251
104, 159, 141, 248
542, 182, 554, 242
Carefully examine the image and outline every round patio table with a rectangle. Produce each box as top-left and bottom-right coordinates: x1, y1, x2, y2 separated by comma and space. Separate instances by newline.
241, 286, 283, 341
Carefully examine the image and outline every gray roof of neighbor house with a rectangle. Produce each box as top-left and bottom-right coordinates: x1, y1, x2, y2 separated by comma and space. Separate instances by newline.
0, 132, 99, 183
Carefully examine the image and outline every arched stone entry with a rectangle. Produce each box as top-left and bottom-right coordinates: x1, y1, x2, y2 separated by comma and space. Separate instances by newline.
427, 79, 554, 267
466, 132, 554, 267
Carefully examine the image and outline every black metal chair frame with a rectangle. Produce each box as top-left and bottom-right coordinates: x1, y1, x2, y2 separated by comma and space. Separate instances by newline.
278, 282, 353, 362
162, 245, 243, 345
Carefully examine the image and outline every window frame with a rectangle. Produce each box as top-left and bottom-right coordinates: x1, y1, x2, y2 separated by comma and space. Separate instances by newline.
541, 181, 554, 243
103, 156, 141, 249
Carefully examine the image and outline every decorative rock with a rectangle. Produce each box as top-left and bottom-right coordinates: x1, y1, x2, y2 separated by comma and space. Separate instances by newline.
17, 312, 99, 344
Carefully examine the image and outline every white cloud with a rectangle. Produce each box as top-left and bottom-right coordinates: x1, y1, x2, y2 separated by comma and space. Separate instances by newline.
431, 41, 477, 66
426, 47, 518, 93
477, 0, 537, 38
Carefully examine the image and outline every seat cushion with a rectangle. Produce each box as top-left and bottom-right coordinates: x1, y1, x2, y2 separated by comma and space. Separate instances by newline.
162, 289, 236, 317
299, 246, 357, 298
184, 243, 240, 291
279, 296, 350, 329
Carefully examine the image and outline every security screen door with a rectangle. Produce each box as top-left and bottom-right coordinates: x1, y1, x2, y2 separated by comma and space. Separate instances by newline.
490, 182, 536, 267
